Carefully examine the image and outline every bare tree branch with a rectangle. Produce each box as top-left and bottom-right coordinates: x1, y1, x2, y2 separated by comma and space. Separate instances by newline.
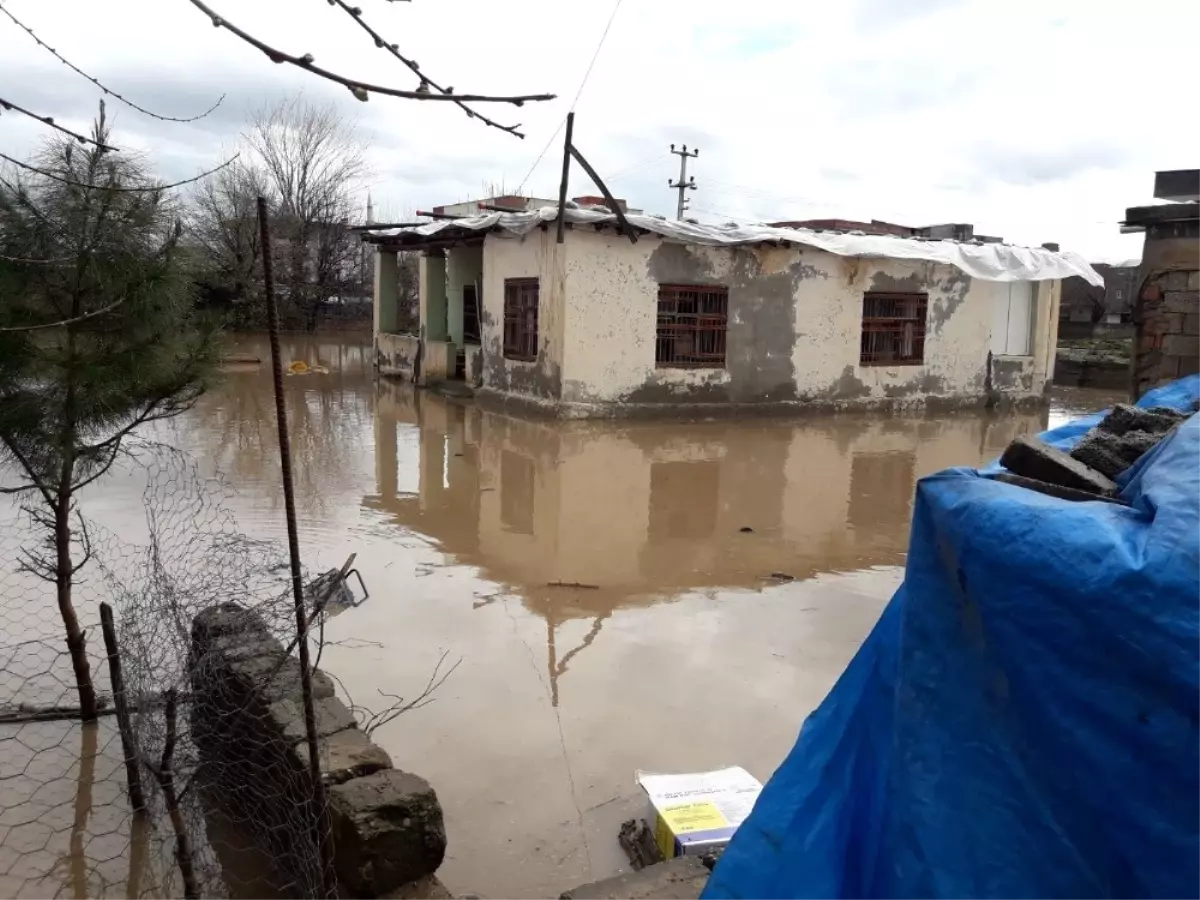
0, 1, 225, 123
186, 0, 555, 110
0, 97, 119, 151
0, 299, 124, 333
0, 151, 240, 193
324, 0, 532, 136
356, 651, 461, 737
0, 252, 71, 264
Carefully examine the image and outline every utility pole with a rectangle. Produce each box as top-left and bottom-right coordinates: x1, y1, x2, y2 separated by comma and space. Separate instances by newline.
668, 143, 699, 220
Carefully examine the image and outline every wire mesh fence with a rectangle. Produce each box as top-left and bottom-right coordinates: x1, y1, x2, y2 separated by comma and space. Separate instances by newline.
0, 440, 336, 898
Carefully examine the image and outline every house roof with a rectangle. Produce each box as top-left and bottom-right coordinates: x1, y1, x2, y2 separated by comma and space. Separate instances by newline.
361, 206, 1103, 286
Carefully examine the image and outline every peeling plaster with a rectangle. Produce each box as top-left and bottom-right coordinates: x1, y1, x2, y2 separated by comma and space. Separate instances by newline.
452, 230, 1056, 416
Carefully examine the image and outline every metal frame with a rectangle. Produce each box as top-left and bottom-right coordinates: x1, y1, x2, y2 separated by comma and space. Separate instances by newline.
655, 284, 728, 369
860, 291, 928, 366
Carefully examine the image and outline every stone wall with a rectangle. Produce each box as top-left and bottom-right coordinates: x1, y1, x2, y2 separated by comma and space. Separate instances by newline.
1133, 269, 1200, 399
190, 604, 448, 898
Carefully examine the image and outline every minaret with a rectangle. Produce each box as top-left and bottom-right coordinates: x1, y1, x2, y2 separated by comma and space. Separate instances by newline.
366, 191, 375, 226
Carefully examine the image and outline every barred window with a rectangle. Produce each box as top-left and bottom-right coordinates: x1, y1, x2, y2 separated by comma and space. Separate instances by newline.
860, 292, 928, 366
656, 285, 728, 368
503, 278, 539, 362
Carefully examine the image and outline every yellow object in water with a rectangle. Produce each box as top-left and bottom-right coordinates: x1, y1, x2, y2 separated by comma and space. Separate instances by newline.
288, 360, 309, 374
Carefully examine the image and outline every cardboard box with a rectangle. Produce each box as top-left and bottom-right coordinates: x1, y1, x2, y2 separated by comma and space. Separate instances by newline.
635, 766, 762, 860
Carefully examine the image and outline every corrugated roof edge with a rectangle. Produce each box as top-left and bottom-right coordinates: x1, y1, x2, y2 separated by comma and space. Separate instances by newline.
361, 206, 1103, 286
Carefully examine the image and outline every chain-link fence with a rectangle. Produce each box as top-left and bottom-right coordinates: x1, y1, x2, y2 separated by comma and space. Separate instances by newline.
0, 441, 336, 898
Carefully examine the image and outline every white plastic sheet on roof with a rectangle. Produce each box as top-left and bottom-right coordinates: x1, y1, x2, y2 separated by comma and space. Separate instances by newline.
366, 206, 1104, 286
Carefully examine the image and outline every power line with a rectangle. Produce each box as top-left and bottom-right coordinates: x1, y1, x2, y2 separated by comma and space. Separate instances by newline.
569, 0, 624, 111
516, 0, 624, 193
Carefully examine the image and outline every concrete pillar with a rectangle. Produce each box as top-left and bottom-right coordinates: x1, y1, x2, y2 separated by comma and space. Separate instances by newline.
446, 249, 465, 350
373, 248, 399, 335
420, 253, 448, 342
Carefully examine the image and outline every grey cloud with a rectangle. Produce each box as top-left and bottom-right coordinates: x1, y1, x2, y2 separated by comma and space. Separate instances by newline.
969, 143, 1129, 188
824, 58, 984, 118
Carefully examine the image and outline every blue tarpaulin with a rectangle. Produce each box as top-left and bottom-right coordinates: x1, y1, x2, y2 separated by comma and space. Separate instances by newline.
704, 377, 1200, 900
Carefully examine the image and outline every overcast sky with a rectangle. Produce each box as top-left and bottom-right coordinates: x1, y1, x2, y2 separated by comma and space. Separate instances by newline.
1, 0, 1195, 262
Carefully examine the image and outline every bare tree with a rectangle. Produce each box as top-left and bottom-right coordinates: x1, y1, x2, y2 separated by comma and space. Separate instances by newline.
190, 98, 370, 332
187, 160, 273, 321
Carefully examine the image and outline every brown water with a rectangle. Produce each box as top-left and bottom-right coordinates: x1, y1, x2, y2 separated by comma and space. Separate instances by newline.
0, 335, 1129, 898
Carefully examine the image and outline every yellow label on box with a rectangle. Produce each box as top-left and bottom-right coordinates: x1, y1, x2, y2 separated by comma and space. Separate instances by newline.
663, 801, 729, 833
655, 801, 730, 859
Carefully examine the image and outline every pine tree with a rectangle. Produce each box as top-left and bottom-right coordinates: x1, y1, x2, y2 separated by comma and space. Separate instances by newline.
0, 103, 221, 720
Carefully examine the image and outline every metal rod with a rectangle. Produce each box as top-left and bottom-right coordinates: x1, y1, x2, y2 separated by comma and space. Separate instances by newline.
556, 111, 575, 245
569, 144, 638, 244
256, 196, 336, 897
99, 602, 145, 813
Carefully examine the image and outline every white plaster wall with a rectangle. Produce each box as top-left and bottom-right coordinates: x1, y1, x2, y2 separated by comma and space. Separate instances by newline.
557, 229, 1059, 406
788, 254, 994, 402
560, 230, 733, 403
480, 230, 567, 401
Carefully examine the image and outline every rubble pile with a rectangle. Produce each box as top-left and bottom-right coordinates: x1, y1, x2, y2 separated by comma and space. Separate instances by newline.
997, 402, 1195, 501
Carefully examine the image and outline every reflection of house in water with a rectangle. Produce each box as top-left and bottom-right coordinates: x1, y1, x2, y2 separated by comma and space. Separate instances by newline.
364, 382, 1046, 704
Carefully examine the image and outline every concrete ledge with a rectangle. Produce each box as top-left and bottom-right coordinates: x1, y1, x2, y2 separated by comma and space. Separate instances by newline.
476, 386, 1047, 421
560, 857, 710, 900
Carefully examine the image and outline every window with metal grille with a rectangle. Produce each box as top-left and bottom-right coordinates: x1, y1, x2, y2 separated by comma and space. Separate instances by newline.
656, 285, 728, 368
860, 292, 928, 366
503, 278, 539, 361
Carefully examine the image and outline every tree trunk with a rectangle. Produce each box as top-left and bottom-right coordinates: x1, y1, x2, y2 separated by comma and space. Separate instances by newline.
55, 496, 97, 721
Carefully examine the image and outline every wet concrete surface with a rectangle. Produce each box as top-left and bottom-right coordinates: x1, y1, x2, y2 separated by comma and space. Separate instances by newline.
1, 336, 1131, 898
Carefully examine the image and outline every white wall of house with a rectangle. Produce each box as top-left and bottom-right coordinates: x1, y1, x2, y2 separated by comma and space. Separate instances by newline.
480, 229, 568, 405
547, 228, 1058, 409
378, 226, 1060, 410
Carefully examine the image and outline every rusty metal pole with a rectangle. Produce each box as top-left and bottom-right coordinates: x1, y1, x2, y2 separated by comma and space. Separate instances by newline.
256, 196, 336, 897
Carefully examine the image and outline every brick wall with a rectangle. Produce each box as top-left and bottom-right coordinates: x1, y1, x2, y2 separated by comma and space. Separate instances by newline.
1133, 269, 1200, 399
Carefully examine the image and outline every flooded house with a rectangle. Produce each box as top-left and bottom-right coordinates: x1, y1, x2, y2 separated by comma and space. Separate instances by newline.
365, 207, 1101, 416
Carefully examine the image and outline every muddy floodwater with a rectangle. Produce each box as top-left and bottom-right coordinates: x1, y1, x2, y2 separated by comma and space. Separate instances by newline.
2, 336, 1127, 898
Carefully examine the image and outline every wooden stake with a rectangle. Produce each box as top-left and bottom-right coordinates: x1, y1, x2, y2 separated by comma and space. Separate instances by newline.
100, 602, 145, 813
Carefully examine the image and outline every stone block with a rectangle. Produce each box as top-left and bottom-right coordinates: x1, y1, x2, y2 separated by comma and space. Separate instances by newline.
1000, 435, 1117, 496
1071, 429, 1164, 480
1184, 313, 1200, 336
269, 695, 357, 743
1162, 333, 1199, 357
329, 770, 447, 895
560, 857, 711, 900
991, 473, 1126, 505
1164, 270, 1190, 291
1190, 270, 1200, 290
1099, 404, 1188, 436
1165, 290, 1199, 314
294, 727, 392, 785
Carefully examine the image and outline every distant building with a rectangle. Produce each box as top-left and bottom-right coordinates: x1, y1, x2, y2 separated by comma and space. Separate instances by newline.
1058, 264, 1141, 336
771, 218, 1004, 243
364, 207, 1098, 416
